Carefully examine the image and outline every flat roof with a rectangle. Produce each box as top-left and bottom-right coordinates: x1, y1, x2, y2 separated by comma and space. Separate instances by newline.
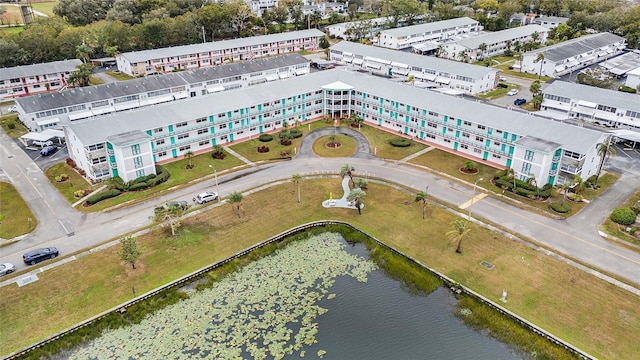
107, 130, 151, 147
16, 54, 309, 113
532, 16, 569, 24
456, 25, 548, 49
601, 52, 640, 75
544, 80, 640, 112
119, 29, 324, 64
331, 41, 497, 79
526, 32, 625, 62
381, 17, 478, 38
0, 59, 82, 81
514, 135, 561, 153
68, 69, 603, 153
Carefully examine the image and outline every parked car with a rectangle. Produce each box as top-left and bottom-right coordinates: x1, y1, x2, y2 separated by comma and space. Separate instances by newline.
499, 76, 507, 81
194, 191, 218, 204
23, 247, 59, 265
514, 98, 527, 106
34, 140, 54, 148
154, 200, 190, 214
7, 105, 17, 113
40, 145, 58, 156
0, 263, 16, 276
507, 89, 519, 96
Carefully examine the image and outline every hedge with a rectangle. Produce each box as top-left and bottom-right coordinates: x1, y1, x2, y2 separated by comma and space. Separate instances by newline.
129, 182, 149, 191
389, 137, 411, 147
618, 85, 637, 94
86, 189, 121, 205
550, 202, 571, 213
610, 207, 637, 225
290, 129, 303, 139
258, 134, 273, 142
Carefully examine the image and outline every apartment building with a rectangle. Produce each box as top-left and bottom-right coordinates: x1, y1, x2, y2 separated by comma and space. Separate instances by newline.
115, 29, 324, 76
15, 54, 309, 132
329, 41, 498, 95
376, 17, 481, 50
0, 59, 82, 100
530, 16, 569, 29
65, 69, 604, 185
443, 25, 549, 61
521, 33, 626, 78
326, 17, 391, 40
541, 81, 640, 130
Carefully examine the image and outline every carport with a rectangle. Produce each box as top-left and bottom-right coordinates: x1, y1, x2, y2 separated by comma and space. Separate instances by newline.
610, 129, 640, 148
21, 129, 65, 148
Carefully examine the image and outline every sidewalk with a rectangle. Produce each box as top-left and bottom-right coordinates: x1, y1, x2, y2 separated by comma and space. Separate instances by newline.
225, 147, 256, 167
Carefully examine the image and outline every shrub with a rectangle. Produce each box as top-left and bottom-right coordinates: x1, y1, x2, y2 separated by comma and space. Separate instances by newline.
550, 202, 571, 213
86, 189, 121, 205
66, 158, 77, 168
129, 182, 149, 191
78, 169, 86, 176
73, 190, 86, 198
463, 161, 476, 171
257, 145, 270, 153
618, 85, 637, 93
290, 129, 303, 138
7, 123, 15, 129
515, 187, 535, 198
55, 174, 68, 182
498, 83, 508, 88
258, 134, 273, 142
389, 137, 411, 147
610, 207, 637, 225
494, 178, 514, 190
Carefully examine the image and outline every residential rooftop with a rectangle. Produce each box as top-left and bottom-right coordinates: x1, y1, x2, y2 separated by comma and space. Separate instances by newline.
0, 59, 82, 80
69, 69, 603, 153
456, 25, 548, 49
119, 29, 325, 64
543, 80, 640, 112
331, 41, 497, 79
515, 135, 561, 153
526, 32, 626, 62
381, 17, 478, 38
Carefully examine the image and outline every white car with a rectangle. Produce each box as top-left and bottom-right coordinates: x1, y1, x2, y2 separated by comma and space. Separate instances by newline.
0, 263, 16, 276
7, 105, 17, 113
194, 191, 218, 204
507, 89, 519, 96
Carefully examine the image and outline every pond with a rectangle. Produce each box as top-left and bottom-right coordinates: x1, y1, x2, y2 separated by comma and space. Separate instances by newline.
65, 233, 525, 359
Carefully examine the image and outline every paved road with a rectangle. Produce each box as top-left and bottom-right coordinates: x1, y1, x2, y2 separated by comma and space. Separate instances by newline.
1, 127, 639, 288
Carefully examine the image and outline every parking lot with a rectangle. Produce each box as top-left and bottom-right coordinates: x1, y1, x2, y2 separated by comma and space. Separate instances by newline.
14, 137, 69, 171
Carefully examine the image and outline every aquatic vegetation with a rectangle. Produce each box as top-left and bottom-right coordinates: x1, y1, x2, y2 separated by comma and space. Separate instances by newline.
68, 233, 377, 359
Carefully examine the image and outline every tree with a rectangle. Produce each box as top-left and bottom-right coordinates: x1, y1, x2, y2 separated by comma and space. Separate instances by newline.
227, 0, 253, 38
595, 137, 616, 185
526, 173, 539, 199
415, 190, 428, 219
0, 38, 27, 67
477, 43, 488, 60
340, 164, 355, 186
118, 235, 142, 269
571, 175, 584, 195
506, 168, 517, 190
151, 203, 187, 236
229, 191, 244, 218
534, 53, 545, 79
446, 219, 471, 254
349, 112, 364, 128
347, 188, 366, 215
532, 93, 544, 110
68, 62, 95, 87
53, 0, 111, 26
184, 150, 194, 168
529, 80, 541, 94
292, 174, 302, 203
577, 68, 616, 89
531, 31, 540, 44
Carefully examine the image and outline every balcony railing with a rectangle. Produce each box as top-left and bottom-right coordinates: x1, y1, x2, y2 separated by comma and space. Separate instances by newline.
560, 165, 582, 174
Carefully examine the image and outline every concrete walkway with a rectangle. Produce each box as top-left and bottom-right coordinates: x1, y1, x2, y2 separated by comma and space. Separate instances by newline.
225, 146, 256, 166
321, 177, 359, 209
399, 146, 435, 163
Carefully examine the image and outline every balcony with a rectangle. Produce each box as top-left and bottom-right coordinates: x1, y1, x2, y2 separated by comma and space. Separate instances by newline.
109, 162, 118, 169
560, 165, 582, 174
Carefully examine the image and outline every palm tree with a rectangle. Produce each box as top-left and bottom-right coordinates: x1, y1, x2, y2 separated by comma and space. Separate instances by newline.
229, 191, 244, 218
415, 190, 428, 219
291, 174, 302, 203
513, 40, 522, 53
477, 43, 487, 60
340, 164, 355, 186
531, 31, 540, 44
534, 53, 545, 79
350, 112, 364, 128
446, 219, 471, 254
184, 150, 194, 169
435, 45, 445, 58
526, 173, 539, 199
595, 137, 616, 185
506, 168, 517, 191
347, 188, 366, 215
558, 182, 569, 205
571, 175, 584, 195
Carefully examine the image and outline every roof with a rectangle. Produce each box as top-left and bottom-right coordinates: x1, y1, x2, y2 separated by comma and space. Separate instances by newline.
331, 41, 497, 79
532, 16, 569, 24
544, 80, 640, 112
0, 59, 82, 80
456, 25, 548, 49
381, 17, 478, 38
326, 17, 391, 30
68, 69, 603, 153
119, 29, 324, 64
107, 130, 151, 146
514, 136, 561, 153
526, 33, 626, 62
600, 52, 640, 75
15, 54, 309, 113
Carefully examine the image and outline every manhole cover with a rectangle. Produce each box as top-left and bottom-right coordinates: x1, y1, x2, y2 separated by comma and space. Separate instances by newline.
17, 274, 39, 287
480, 261, 494, 269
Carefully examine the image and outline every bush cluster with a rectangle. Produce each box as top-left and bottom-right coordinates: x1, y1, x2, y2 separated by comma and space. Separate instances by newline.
389, 137, 411, 147
258, 134, 273, 142
289, 129, 303, 139
550, 202, 571, 213
66, 158, 77, 168
618, 85, 637, 93
7, 123, 15, 129
86, 189, 121, 205
610, 207, 637, 225
113, 166, 169, 192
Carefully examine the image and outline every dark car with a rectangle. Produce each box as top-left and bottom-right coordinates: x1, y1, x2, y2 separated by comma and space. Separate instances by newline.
513, 98, 527, 106
154, 200, 189, 214
23, 247, 59, 265
40, 145, 58, 156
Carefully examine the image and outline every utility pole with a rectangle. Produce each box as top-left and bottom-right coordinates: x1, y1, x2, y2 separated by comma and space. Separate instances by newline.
202, 26, 206, 43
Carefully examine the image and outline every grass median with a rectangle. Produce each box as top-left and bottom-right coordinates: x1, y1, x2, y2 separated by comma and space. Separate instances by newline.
0, 182, 37, 239
1, 179, 638, 359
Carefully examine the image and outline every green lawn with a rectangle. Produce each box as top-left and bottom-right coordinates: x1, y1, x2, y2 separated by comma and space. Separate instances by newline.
106, 71, 133, 81
312, 135, 357, 157
44, 163, 101, 205
477, 83, 520, 99
0, 114, 28, 138
0, 26, 23, 35
29, 1, 58, 16
0, 182, 36, 240
347, 123, 428, 160
1, 179, 638, 359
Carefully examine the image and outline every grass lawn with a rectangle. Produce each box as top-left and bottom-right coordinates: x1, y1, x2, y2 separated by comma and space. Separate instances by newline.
349, 123, 428, 160
0, 114, 28, 138
0, 182, 36, 239
477, 84, 519, 99
0, 26, 23, 35
600, 188, 640, 246
44, 163, 101, 204
312, 135, 356, 157
29, 1, 58, 16
0, 179, 638, 359
89, 75, 104, 85
106, 70, 133, 81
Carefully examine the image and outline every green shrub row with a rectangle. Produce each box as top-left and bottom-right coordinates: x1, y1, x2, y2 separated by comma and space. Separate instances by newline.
549, 202, 571, 213
86, 189, 121, 205
113, 166, 170, 192
289, 129, 303, 139
610, 207, 637, 225
618, 85, 637, 93
258, 134, 273, 142
389, 137, 411, 147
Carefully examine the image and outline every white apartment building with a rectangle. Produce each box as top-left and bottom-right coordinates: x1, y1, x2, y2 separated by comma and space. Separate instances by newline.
115, 29, 324, 76
377, 17, 481, 50
530, 16, 569, 29
443, 25, 549, 62
541, 81, 640, 130
521, 33, 626, 78
625, 67, 640, 89
329, 41, 498, 95
65, 69, 605, 185
0, 59, 82, 100
326, 17, 391, 40
15, 55, 310, 133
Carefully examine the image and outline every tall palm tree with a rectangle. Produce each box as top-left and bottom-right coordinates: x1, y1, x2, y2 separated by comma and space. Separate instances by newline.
534, 53, 545, 78
291, 174, 302, 203
477, 42, 487, 60
506, 168, 517, 191
340, 164, 355, 186
184, 150, 194, 169
229, 191, 244, 218
571, 175, 584, 195
347, 188, 366, 215
446, 219, 471, 254
526, 173, 539, 199
415, 190, 428, 219
595, 137, 616, 185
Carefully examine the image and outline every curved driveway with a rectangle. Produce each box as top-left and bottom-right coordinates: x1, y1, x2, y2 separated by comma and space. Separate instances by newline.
1, 127, 640, 289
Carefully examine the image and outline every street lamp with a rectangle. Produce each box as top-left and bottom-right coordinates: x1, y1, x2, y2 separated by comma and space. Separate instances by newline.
208, 164, 221, 203
469, 178, 484, 218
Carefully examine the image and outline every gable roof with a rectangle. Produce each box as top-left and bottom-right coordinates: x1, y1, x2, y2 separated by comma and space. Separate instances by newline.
456, 25, 548, 49
0, 59, 82, 81
526, 32, 626, 62
381, 17, 478, 38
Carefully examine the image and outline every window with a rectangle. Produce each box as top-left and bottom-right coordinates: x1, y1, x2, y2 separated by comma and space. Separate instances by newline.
196, 117, 207, 123
463, 121, 471, 126
131, 144, 141, 155
199, 140, 209, 146
477, 125, 486, 130
87, 144, 104, 151
91, 156, 107, 165
133, 156, 143, 168
92, 100, 109, 108
179, 145, 191, 151
177, 133, 189, 140
219, 123, 227, 130
521, 162, 531, 174
492, 154, 502, 159
135, 169, 145, 178
444, 139, 452, 143
176, 121, 187, 127
524, 150, 534, 161
460, 144, 468, 149
596, 105, 616, 113
157, 151, 167, 157
473, 148, 482, 154
462, 132, 470, 138
156, 139, 165, 145
154, 127, 163, 133
197, 128, 208, 135
475, 136, 483, 142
